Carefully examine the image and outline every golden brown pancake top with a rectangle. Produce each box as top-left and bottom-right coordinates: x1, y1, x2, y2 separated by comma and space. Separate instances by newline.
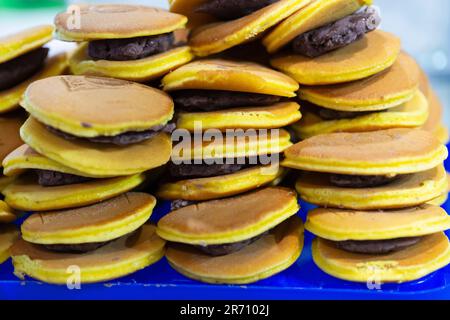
285, 128, 443, 163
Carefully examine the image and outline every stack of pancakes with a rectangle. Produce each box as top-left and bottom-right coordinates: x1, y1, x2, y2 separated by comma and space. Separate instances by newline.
158, 187, 304, 284
261, 0, 450, 283
0, 26, 68, 268
3, 74, 173, 283
2, 75, 173, 212
157, 59, 300, 205
283, 130, 450, 282
169, 0, 450, 284
154, 32, 305, 284
12, 193, 166, 284
0, 1, 448, 286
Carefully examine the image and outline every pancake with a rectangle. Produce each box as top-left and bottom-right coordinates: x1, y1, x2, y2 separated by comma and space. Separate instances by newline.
282, 129, 447, 176
306, 204, 450, 242
296, 166, 448, 210
163, 59, 299, 97
271, 31, 400, 86
69, 43, 194, 82
176, 102, 302, 131
22, 75, 174, 138
165, 216, 303, 284
0, 25, 53, 64
11, 224, 165, 284
297, 52, 419, 111
21, 193, 156, 245
188, 0, 312, 56
0, 114, 25, 165
54, 4, 187, 41
172, 128, 292, 162
312, 232, 450, 283
157, 164, 285, 201
0, 200, 17, 223
157, 187, 299, 245
263, 0, 370, 53
20, 117, 172, 177
0, 225, 19, 264
293, 90, 429, 138
0, 53, 68, 114
2, 173, 146, 211
3, 144, 117, 179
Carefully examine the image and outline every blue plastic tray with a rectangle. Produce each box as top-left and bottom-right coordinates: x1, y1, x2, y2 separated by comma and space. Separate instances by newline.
0, 154, 449, 300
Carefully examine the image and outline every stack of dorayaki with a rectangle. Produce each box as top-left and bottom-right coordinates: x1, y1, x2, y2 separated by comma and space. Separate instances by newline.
0, 1, 448, 286
0, 25, 68, 267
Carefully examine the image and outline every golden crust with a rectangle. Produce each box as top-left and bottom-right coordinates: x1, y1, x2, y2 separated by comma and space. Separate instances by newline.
283, 129, 447, 175
20, 117, 172, 177
3, 144, 107, 178
0, 25, 53, 63
177, 102, 302, 131
11, 224, 165, 284
271, 31, 400, 86
294, 90, 429, 138
21, 193, 156, 244
296, 166, 448, 210
166, 216, 303, 284
163, 59, 299, 97
313, 233, 450, 283
297, 52, 419, 110
3, 173, 146, 211
157, 165, 285, 201
22, 75, 174, 137
157, 187, 299, 245
306, 204, 450, 241
69, 44, 194, 82
189, 0, 312, 56
55, 5, 187, 41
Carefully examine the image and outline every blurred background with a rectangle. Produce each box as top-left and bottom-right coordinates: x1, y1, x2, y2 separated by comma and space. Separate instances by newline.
1, 0, 448, 126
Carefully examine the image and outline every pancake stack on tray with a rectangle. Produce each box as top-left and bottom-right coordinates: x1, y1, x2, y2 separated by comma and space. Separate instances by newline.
0, 1, 448, 286
264, 0, 450, 283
